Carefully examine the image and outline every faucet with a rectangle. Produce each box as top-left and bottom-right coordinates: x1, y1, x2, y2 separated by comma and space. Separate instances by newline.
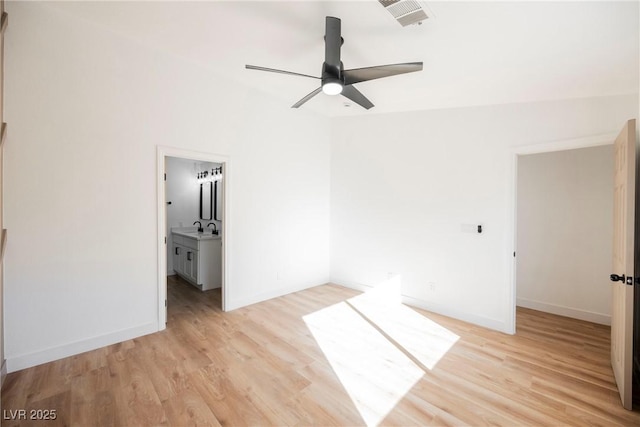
207, 222, 219, 235
193, 221, 203, 233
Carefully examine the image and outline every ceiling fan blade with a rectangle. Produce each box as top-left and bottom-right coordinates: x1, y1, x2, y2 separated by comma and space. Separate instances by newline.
292, 87, 323, 108
343, 62, 423, 85
245, 65, 319, 80
324, 16, 342, 69
341, 85, 374, 110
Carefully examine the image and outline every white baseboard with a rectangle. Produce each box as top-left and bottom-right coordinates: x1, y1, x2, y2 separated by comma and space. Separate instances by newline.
6, 322, 158, 373
226, 280, 329, 311
402, 295, 509, 333
516, 298, 610, 325
331, 280, 372, 293
333, 279, 510, 334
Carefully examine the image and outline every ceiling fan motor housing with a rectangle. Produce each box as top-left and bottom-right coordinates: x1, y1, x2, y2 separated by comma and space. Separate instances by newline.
322, 62, 344, 86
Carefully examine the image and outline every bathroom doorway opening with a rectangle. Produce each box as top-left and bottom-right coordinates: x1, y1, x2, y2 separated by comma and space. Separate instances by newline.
156, 146, 229, 330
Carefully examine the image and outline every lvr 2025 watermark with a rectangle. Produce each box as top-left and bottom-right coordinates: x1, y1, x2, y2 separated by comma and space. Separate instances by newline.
3, 409, 57, 421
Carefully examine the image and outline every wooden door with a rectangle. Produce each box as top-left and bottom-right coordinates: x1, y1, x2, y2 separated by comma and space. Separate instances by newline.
0, 0, 7, 385
610, 118, 635, 410
0, 0, 9, 386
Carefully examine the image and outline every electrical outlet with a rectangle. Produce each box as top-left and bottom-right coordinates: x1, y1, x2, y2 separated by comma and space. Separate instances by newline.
428, 282, 436, 292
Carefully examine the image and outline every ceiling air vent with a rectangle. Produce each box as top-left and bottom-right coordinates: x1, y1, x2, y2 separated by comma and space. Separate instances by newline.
378, 0, 430, 27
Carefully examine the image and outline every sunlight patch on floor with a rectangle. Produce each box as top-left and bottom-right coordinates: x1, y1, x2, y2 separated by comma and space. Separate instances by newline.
303, 276, 460, 426
348, 277, 460, 370
303, 301, 423, 426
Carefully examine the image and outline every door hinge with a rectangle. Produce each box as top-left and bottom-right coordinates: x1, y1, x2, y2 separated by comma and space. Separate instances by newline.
164, 173, 166, 181
513, 251, 516, 257
164, 236, 166, 244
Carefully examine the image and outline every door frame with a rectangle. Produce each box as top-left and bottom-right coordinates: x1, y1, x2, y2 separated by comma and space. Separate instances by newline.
156, 146, 230, 330
507, 132, 617, 334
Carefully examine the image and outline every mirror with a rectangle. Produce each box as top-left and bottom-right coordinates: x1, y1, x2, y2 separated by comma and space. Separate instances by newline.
214, 180, 222, 221
200, 182, 213, 220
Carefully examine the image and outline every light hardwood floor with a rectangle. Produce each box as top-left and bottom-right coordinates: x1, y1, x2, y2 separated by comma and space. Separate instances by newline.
2, 276, 639, 426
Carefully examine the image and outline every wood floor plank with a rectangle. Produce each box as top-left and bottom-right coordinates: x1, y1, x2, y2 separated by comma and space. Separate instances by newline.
106, 347, 168, 426
161, 385, 222, 427
2, 276, 640, 426
189, 363, 268, 426
70, 366, 115, 427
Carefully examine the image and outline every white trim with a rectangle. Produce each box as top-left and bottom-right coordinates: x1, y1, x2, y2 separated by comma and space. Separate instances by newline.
506, 149, 518, 335
507, 132, 617, 334
516, 298, 611, 326
156, 146, 230, 331
6, 322, 157, 373
156, 149, 167, 330
334, 280, 510, 334
513, 133, 617, 155
402, 295, 509, 333
332, 280, 372, 293
227, 281, 328, 311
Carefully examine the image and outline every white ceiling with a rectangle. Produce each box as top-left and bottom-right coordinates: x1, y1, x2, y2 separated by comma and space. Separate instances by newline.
45, 1, 639, 116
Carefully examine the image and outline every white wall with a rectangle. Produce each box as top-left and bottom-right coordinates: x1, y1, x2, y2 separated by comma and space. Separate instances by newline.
4, 2, 331, 371
165, 157, 219, 275
330, 95, 637, 332
516, 146, 613, 324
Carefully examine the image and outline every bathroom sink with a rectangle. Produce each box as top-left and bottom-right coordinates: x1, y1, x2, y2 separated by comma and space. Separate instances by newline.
173, 230, 220, 240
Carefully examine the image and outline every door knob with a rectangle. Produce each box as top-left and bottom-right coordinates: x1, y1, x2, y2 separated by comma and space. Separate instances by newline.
610, 273, 626, 282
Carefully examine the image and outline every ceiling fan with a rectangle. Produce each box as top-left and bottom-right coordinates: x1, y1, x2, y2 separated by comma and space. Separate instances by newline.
246, 16, 423, 110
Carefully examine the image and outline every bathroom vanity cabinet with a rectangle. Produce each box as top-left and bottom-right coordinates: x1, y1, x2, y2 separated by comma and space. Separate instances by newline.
172, 231, 221, 291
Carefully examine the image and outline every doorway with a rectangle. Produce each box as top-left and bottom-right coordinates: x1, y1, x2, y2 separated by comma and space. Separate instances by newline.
515, 145, 613, 323
156, 146, 229, 330
508, 133, 617, 333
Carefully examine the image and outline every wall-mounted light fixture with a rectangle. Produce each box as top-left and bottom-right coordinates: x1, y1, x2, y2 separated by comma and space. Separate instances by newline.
196, 166, 222, 184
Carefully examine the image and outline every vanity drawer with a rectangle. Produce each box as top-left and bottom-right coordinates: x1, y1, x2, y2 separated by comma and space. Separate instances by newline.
182, 236, 199, 250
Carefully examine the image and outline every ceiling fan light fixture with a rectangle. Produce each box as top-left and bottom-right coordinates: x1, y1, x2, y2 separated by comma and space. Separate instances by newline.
322, 80, 343, 95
